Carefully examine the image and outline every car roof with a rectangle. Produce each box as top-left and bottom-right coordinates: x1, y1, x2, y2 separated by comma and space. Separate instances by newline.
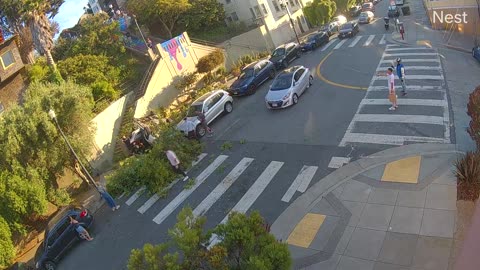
279, 65, 304, 75
192, 90, 223, 104
274, 44, 287, 49
46, 206, 79, 233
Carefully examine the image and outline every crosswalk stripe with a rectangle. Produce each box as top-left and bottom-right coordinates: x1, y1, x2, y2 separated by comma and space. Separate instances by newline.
340, 133, 445, 146
281, 166, 318, 203
125, 187, 146, 206
138, 194, 160, 214
208, 161, 284, 248
192, 153, 208, 167
152, 155, 228, 225
375, 66, 441, 71
379, 34, 386, 45
442, 92, 451, 142
349, 35, 362, 47
385, 47, 433, 51
363, 35, 375, 46
373, 75, 444, 80
368, 85, 445, 91
387, 44, 400, 47
383, 53, 437, 57
353, 114, 444, 125
333, 39, 347, 49
322, 39, 337, 51
360, 98, 447, 107
380, 59, 440, 63
192, 157, 254, 217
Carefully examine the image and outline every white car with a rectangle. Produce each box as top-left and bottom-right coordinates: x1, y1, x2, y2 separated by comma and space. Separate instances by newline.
332, 15, 348, 26
265, 66, 313, 109
176, 90, 233, 137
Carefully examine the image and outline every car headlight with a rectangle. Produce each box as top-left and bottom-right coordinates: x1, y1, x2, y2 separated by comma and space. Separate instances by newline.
282, 92, 291, 100
348, 31, 352, 34
36, 262, 40, 268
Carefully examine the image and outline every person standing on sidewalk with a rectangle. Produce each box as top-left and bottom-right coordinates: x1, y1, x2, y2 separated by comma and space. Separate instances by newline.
387, 67, 398, 111
165, 150, 189, 181
98, 185, 120, 211
195, 111, 213, 137
396, 58, 407, 96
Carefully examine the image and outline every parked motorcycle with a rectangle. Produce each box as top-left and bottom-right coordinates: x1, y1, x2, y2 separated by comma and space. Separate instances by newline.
384, 17, 390, 30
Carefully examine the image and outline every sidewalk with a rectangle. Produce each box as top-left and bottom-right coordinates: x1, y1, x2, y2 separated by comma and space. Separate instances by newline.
271, 143, 463, 270
386, 0, 476, 53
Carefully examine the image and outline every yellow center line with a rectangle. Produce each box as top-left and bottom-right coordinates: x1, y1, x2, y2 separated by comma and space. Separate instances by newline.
316, 51, 368, 91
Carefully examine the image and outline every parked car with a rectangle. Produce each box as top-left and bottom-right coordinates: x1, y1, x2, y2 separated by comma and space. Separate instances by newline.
395, 0, 404, 6
176, 90, 233, 137
319, 22, 338, 36
338, 21, 359, 39
373, 0, 380, 4
332, 15, 348, 26
300, 32, 329, 51
35, 207, 93, 270
362, 2, 375, 12
349, 6, 362, 17
269, 43, 301, 70
265, 65, 313, 109
388, 5, 400, 17
228, 59, 276, 96
473, 46, 480, 62
358, 11, 375, 24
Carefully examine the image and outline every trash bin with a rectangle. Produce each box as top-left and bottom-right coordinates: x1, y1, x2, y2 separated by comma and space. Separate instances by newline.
401, 6, 411, 16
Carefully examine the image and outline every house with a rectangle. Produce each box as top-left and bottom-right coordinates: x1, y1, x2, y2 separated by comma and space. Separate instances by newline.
0, 35, 26, 113
423, 0, 480, 35
219, 0, 311, 47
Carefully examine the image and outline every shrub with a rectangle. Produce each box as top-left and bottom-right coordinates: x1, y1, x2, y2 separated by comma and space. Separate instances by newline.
91, 80, 120, 101
455, 151, 480, 201
467, 85, 480, 148
47, 188, 72, 207
174, 72, 198, 92
196, 50, 225, 73
0, 217, 15, 269
202, 73, 216, 85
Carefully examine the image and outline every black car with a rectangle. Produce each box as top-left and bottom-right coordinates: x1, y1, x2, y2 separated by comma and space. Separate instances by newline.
300, 32, 329, 51
349, 6, 362, 17
35, 207, 94, 270
388, 5, 400, 18
269, 43, 301, 70
228, 59, 276, 95
338, 22, 359, 39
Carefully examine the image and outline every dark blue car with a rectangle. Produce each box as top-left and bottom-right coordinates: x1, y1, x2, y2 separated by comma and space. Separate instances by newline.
228, 59, 276, 96
473, 46, 480, 62
301, 32, 329, 51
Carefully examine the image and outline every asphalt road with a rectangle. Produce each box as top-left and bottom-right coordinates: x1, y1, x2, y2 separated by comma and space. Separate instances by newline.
56, 1, 455, 269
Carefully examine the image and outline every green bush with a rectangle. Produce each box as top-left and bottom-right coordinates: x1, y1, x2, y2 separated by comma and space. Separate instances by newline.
196, 50, 225, 73
91, 80, 120, 101
174, 72, 198, 92
455, 151, 480, 201
47, 188, 72, 207
0, 217, 15, 269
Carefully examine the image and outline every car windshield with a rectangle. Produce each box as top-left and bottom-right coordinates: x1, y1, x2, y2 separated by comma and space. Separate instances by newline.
272, 48, 286, 57
360, 13, 367, 17
187, 104, 203, 117
340, 23, 352, 30
388, 5, 396, 10
271, 74, 292, 91
363, 3, 370, 8
239, 68, 254, 79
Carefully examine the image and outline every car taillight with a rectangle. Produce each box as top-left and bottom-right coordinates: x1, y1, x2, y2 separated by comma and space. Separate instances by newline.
80, 209, 87, 218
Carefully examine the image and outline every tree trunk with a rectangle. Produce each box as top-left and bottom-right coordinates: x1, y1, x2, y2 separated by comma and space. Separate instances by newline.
44, 49, 56, 69
158, 19, 172, 39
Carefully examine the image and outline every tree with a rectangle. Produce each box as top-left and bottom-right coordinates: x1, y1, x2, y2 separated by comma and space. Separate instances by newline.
303, 0, 337, 26
0, 216, 15, 268
126, 0, 191, 38
334, 0, 357, 13
196, 50, 225, 74
181, 0, 226, 33
0, 81, 94, 190
127, 208, 291, 270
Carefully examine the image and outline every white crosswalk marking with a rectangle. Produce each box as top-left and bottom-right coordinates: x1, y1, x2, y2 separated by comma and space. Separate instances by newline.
352, 114, 444, 125
379, 34, 386, 45
384, 52, 437, 56
380, 59, 440, 64
281, 166, 318, 203
385, 47, 433, 51
192, 158, 254, 217
363, 35, 375, 46
368, 85, 445, 91
322, 39, 337, 51
373, 75, 444, 80
341, 133, 446, 145
360, 99, 447, 107
349, 35, 363, 47
152, 155, 228, 225
125, 187, 146, 206
376, 66, 441, 71
334, 39, 347, 49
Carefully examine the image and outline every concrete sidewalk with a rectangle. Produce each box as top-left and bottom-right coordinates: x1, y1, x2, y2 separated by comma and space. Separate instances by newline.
271, 143, 462, 270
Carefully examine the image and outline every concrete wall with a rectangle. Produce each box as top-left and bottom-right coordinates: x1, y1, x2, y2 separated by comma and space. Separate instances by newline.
423, 0, 480, 35
90, 92, 131, 171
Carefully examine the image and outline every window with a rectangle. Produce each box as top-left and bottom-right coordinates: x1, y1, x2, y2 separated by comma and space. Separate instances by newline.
231, 12, 239, 21
273, 0, 280, 12
295, 0, 300, 5
294, 69, 305, 81
254, 66, 260, 75
210, 93, 223, 106
259, 61, 268, 70
261, 4, 268, 14
286, 44, 295, 51
0, 50, 15, 69
250, 8, 256, 18
289, 0, 295, 6
254, 5, 262, 17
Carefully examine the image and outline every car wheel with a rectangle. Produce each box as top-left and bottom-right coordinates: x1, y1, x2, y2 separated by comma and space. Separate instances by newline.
224, 102, 233, 113
282, 60, 288, 69
308, 76, 313, 87
196, 125, 206, 138
247, 84, 256, 95
44, 261, 56, 270
292, 94, 299, 105
269, 69, 276, 79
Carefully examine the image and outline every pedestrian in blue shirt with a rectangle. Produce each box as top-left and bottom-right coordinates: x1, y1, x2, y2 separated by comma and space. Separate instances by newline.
396, 58, 407, 96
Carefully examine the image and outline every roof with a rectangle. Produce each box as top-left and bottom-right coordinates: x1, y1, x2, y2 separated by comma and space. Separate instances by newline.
279, 65, 302, 75
193, 90, 219, 104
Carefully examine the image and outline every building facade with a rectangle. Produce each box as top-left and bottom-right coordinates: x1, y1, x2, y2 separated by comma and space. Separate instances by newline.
88, 0, 103, 14
423, 0, 480, 36
0, 35, 25, 113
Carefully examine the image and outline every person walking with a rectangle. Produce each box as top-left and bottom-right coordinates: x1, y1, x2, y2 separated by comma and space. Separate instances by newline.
387, 67, 398, 111
396, 58, 407, 96
165, 150, 189, 181
98, 185, 120, 211
183, 117, 197, 139
69, 216, 94, 241
195, 111, 213, 137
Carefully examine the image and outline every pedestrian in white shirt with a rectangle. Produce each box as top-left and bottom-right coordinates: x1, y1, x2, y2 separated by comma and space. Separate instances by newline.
387, 67, 398, 111
183, 118, 196, 139
165, 150, 189, 180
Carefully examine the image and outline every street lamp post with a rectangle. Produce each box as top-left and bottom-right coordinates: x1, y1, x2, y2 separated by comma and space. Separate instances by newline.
280, 1, 301, 44
48, 109, 100, 193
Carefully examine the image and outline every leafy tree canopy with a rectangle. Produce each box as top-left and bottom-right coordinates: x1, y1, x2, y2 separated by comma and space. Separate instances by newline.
181, 0, 226, 33
304, 0, 337, 26
0, 216, 15, 269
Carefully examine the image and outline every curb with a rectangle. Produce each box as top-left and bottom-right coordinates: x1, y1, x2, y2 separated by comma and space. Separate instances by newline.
270, 143, 462, 241
387, 30, 472, 54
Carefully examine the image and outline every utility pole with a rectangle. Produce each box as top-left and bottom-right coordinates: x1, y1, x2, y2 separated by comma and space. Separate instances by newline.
280, 1, 301, 44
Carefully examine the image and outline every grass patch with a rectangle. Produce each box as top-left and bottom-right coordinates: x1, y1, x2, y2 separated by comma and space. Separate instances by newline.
221, 141, 233, 151
184, 178, 196, 189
